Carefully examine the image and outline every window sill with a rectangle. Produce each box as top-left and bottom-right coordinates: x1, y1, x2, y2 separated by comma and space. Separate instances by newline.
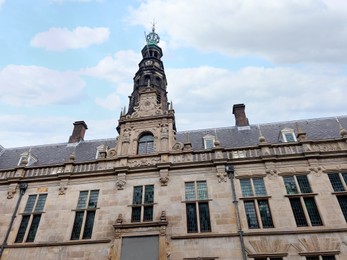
239, 195, 271, 200
181, 199, 212, 203
332, 191, 347, 195
284, 193, 318, 198
71, 207, 99, 211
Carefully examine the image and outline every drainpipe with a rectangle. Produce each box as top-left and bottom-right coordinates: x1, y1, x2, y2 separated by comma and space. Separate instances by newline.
0, 182, 28, 258
225, 164, 247, 260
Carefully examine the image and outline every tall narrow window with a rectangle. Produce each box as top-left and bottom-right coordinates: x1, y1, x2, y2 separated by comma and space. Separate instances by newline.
328, 172, 347, 222
283, 175, 322, 227
15, 194, 47, 243
138, 133, 154, 155
240, 177, 273, 229
306, 256, 336, 260
131, 185, 154, 222
71, 190, 99, 240
184, 181, 211, 233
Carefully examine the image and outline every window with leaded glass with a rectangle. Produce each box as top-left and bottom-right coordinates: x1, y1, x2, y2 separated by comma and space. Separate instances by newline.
254, 257, 283, 260
71, 190, 99, 240
327, 172, 347, 222
240, 178, 273, 229
15, 194, 47, 243
184, 181, 211, 233
306, 255, 336, 260
283, 175, 323, 227
138, 133, 154, 155
131, 185, 154, 222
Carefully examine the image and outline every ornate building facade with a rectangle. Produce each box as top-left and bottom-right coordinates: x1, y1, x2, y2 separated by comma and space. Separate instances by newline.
1, 28, 347, 260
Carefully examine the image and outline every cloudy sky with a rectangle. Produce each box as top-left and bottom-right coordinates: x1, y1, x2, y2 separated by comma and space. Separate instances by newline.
1, 0, 347, 148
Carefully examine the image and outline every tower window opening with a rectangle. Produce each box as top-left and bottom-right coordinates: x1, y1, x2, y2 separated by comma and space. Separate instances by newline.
157, 93, 161, 104
138, 133, 154, 155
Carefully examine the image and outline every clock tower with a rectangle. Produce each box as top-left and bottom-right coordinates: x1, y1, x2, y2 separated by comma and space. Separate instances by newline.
111, 26, 177, 158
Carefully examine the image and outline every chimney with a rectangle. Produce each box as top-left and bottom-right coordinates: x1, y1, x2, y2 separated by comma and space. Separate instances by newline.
68, 121, 88, 143
233, 104, 249, 127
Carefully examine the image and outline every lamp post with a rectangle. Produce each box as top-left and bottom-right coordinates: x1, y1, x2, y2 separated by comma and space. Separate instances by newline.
225, 164, 247, 260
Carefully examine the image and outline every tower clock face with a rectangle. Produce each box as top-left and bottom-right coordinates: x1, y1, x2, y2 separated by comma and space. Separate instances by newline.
145, 60, 153, 66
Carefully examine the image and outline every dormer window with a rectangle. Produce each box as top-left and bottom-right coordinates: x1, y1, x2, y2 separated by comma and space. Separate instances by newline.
18, 151, 37, 167
203, 134, 215, 149
138, 133, 154, 155
280, 128, 297, 143
96, 144, 108, 159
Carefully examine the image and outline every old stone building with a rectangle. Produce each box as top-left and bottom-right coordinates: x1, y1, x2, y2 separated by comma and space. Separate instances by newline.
1, 28, 347, 260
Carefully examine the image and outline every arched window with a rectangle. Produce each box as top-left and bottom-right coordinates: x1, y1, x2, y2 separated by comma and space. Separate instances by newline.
138, 133, 154, 155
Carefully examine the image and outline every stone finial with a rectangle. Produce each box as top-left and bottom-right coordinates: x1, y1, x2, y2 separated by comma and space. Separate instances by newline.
296, 122, 307, 141
336, 117, 347, 138
258, 125, 267, 144
69, 151, 76, 162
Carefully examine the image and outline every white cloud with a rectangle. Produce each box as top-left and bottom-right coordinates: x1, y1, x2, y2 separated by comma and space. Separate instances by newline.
129, 0, 347, 63
0, 0, 5, 7
0, 65, 85, 106
95, 93, 121, 111
30, 27, 110, 51
166, 65, 347, 129
82, 50, 140, 83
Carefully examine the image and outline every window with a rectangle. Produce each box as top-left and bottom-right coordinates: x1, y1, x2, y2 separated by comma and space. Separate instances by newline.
138, 133, 154, 155
328, 172, 347, 221
203, 134, 215, 149
305, 256, 336, 260
254, 257, 283, 260
240, 178, 274, 229
131, 185, 154, 222
185, 181, 211, 233
280, 128, 297, 143
71, 190, 99, 240
15, 194, 47, 243
283, 175, 322, 227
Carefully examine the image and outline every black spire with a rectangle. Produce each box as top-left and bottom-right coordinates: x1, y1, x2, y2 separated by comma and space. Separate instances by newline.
127, 25, 168, 115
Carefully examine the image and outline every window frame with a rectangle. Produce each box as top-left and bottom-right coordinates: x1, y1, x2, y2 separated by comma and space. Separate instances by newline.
131, 185, 155, 222
328, 172, 347, 222
283, 175, 323, 227
15, 193, 47, 243
137, 133, 155, 155
70, 190, 99, 240
280, 128, 297, 143
203, 134, 215, 149
239, 177, 274, 229
184, 181, 212, 233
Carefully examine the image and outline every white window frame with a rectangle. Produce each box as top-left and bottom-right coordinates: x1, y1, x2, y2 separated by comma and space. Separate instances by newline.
280, 128, 297, 143
203, 134, 215, 149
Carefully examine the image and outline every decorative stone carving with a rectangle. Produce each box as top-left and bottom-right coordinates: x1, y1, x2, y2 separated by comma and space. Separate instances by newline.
292, 236, 340, 254
309, 166, 324, 177
114, 229, 122, 239
7, 183, 17, 199
266, 168, 279, 179
116, 173, 126, 190
159, 169, 169, 186
311, 143, 340, 152
131, 88, 162, 118
116, 213, 123, 224
58, 179, 68, 195
172, 142, 184, 151
160, 211, 167, 222
107, 148, 117, 159
216, 165, 228, 182
247, 238, 290, 255
159, 225, 167, 236
128, 157, 160, 167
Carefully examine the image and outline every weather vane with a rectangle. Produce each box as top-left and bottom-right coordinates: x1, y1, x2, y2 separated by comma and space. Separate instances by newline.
145, 18, 160, 45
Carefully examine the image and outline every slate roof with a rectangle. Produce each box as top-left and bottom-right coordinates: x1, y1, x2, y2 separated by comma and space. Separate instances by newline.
0, 116, 346, 170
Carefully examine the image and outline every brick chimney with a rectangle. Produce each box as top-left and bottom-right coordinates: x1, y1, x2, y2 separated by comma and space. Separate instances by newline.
233, 104, 249, 127
68, 121, 88, 143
